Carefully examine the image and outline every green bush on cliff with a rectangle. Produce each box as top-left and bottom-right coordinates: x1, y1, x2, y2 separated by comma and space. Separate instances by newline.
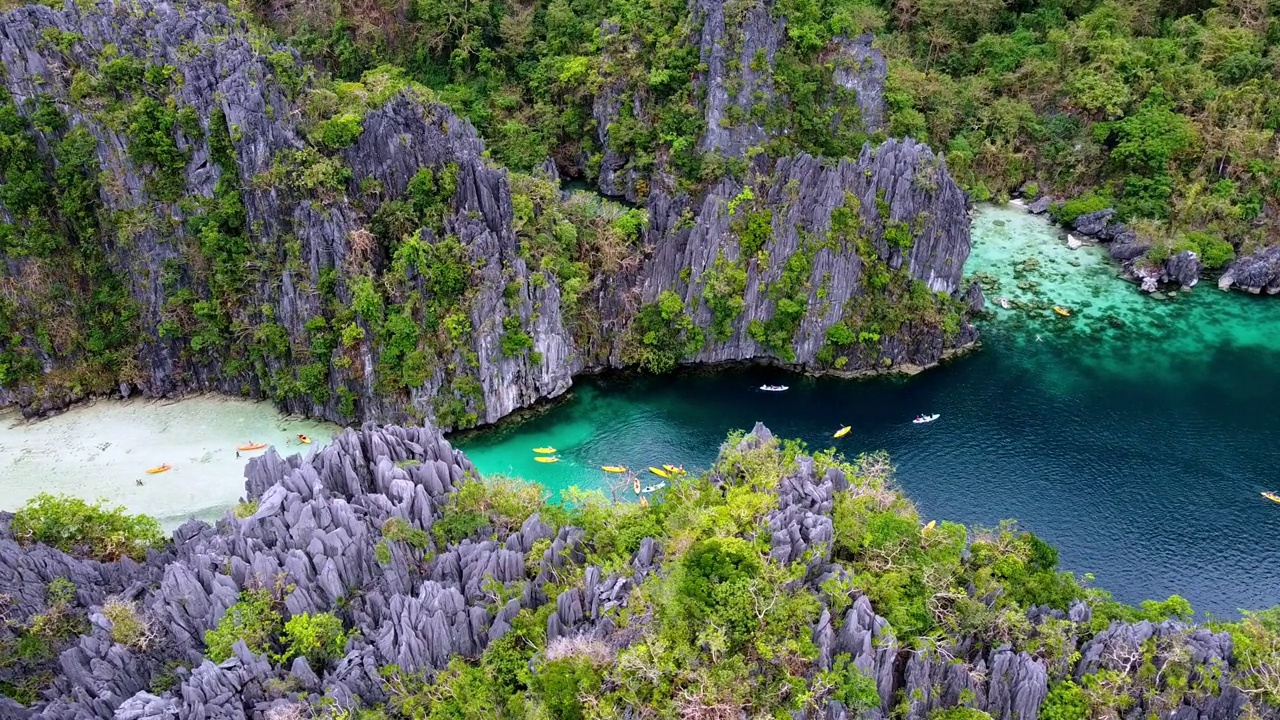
204, 588, 285, 662
625, 290, 705, 373
10, 494, 165, 562
279, 611, 349, 666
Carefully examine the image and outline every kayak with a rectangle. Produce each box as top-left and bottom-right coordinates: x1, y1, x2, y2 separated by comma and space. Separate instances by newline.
912, 414, 940, 424
533, 447, 557, 454
237, 442, 267, 451
663, 464, 685, 475
534, 456, 559, 464
649, 467, 671, 479
602, 465, 628, 473
760, 385, 789, 392
1053, 306, 1071, 317
633, 476, 641, 494
1263, 491, 1280, 505
297, 435, 312, 445
833, 426, 851, 439
145, 464, 171, 474
922, 520, 937, 532
641, 482, 666, 493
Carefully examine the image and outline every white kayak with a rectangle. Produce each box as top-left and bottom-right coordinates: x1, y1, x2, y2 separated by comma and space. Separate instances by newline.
913, 414, 940, 424
760, 385, 789, 392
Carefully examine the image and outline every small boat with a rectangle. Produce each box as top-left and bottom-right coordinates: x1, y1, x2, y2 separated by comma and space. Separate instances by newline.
297, 434, 311, 445
533, 446, 556, 454
663, 464, 685, 475
602, 465, 628, 473
833, 426, 851, 439
639, 496, 649, 507
237, 442, 267, 452
1053, 306, 1071, 317
534, 456, 559, 464
145, 464, 171, 474
634, 476, 642, 494
923, 520, 937, 532
649, 467, 671, 479
1263, 491, 1280, 505
760, 385, 789, 392
912, 414, 940, 424
641, 482, 666, 493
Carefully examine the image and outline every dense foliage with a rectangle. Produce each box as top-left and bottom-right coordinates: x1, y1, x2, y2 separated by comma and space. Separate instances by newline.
9, 493, 165, 562
247, 0, 1280, 260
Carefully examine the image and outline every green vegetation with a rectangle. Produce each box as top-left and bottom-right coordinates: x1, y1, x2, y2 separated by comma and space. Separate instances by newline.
10, 494, 165, 561
204, 588, 286, 662
700, 251, 748, 341
102, 598, 157, 651
624, 290, 705, 373
204, 585, 351, 667
363, 428, 1270, 718
280, 611, 350, 666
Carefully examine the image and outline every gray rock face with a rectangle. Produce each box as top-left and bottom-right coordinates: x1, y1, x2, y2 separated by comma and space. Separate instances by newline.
1163, 250, 1202, 288
1027, 196, 1052, 214
643, 141, 978, 373
0, 0, 973, 429
1072, 209, 1115, 237
588, 0, 888, 199
1219, 246, 1280, 294
0, 422, 1264, 719
1110, 239, 1153, 261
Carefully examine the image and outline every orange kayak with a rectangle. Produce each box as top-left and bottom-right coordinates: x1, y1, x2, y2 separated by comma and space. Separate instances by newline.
237, 442, 267, 452
145, 464, 171, 474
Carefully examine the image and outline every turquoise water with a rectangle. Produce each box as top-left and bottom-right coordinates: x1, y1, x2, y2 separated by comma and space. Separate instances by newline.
457, 205, 1280, 617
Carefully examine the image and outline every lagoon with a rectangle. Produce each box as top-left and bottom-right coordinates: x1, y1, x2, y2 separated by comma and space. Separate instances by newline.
457, 205, 1280, 617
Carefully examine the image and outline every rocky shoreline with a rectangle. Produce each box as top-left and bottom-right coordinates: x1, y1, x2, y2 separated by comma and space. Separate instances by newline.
1016, 192, 1280, 296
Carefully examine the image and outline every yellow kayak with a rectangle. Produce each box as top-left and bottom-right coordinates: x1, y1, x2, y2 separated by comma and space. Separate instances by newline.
533, 447, 556, 454
663, 464, 685, 475
535, 456, 559, 464
602, 465, 628, 473
922, 520, 937, 532
145, 464, 172, 474
649, 467, 670, 479
237, 442, 267, 452
1263, 491, 1280, 504
833, 426, 851, 439
1053, 306, 1071, 317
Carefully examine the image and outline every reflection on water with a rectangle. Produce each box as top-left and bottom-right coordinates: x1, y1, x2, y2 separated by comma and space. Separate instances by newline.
0, 395, 339, 529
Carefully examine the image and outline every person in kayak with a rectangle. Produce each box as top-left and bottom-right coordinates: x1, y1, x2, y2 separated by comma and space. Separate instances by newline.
298, 434, 310, 443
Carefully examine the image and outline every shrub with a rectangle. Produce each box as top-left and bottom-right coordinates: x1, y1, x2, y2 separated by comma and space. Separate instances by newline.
10, 494, 165, 561
1040, 680, 1088, 720
1052, 193, 1111, 225
204, 588, 284, 662
533, 657, 602, 720
102, 598, 157, 650
279, 611, 348, 666
313, 113, 364, 149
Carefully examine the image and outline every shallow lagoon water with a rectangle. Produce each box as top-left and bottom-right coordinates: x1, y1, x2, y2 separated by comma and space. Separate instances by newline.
459, 205, 1280, 616
0, 395, 338, 529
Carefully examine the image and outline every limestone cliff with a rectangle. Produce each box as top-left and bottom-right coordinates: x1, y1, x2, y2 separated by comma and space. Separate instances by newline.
0, 0, 977, 430
0, 422, 1259, 719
